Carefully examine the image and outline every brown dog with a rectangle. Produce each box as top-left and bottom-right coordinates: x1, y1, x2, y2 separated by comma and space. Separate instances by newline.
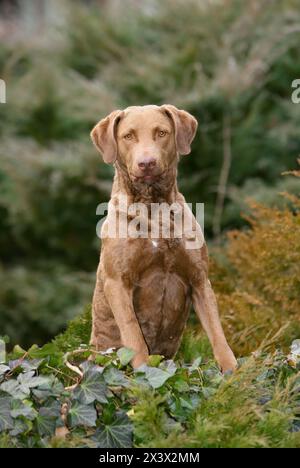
90, 105, 237, 372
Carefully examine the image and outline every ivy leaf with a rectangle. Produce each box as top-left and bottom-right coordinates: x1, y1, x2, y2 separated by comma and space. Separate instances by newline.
80, 361, 104, 374
32, 376, 64, 400
74, 370, 108, 404
10, 418, 31, 437
34, 401, 61, 438
0, 380, 29, 399
26, 343, 64, 368
11, 400, 37, 420
103, 367, 129, 387
142, 366, 172, 389
160, 360, 177, 376
17, 371, 50, 392
21, 359, 45, 372
92, 411, 133, 448
35, 407, 57, 437
0, 396, 14, 431
116, 348, 135, 366
43, 399, 62, 418
68, 401, 97, 428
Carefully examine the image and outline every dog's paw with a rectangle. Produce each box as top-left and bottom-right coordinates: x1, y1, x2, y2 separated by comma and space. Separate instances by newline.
215, 347, 238, 373
131, 351, 149, 369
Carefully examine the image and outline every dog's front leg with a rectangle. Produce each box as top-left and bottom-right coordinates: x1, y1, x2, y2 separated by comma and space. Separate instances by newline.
192, 279, 237, 372
104, 279, 149, 368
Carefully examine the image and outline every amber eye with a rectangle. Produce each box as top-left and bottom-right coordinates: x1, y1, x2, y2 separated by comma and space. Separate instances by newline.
124, 133, 133, 140
158, 130, 167, 137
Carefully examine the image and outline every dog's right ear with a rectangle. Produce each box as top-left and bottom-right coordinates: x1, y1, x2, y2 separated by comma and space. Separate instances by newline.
90, 110, 124, 164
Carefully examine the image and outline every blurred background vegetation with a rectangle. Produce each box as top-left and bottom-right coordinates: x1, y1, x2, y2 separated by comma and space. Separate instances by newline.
0, 0, 299, 351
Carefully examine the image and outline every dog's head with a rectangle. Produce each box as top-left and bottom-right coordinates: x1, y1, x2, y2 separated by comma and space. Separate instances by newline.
91, 104, 197, 185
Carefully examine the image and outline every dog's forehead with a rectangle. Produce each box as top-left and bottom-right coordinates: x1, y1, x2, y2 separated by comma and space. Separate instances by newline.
119, 105, 171, 130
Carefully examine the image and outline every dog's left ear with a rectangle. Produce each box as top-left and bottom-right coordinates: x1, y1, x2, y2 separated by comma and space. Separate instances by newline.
161, 104, 198, 155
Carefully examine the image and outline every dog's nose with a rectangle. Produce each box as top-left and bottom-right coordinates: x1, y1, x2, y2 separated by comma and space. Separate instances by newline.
138, 157, 157, 171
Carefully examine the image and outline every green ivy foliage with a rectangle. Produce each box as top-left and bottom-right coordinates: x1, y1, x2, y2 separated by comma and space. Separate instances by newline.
0, 339, 299, 448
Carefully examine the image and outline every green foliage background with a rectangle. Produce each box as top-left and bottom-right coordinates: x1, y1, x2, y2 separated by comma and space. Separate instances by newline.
0, 1, 300, 351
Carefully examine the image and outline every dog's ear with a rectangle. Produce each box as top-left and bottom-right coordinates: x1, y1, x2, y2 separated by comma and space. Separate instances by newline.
91, 110, 124, 164
161, 104, 198, 155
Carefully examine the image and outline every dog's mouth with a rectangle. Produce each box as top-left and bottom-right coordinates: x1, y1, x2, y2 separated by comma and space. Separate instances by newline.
130, 171, 165, 185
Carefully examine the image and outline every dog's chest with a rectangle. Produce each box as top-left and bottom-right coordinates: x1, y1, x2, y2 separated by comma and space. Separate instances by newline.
122, 236, 200, 285
131, 237, 193, 356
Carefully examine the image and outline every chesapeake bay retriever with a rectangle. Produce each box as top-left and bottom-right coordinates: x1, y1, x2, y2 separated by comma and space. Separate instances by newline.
90, 105, 237, 372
